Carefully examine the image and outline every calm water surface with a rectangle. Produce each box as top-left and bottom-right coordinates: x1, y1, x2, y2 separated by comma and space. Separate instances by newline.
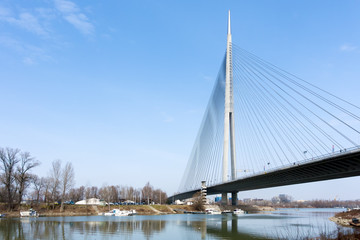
0, 208, 346, 239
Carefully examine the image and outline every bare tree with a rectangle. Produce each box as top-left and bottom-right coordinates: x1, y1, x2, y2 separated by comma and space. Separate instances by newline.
192, 192, 205, 211
90, 186, 98, 198
15, 152, 40, 206
84, 186, 91, 201
32, 175, 45, 204
142, 182, 153, 205
126, 186, 134, 201
43, 177, 52, 205
152, 189, 167, 204
0, 147, 21, 209
109, 185, 118, 203
60, 162, 75, 212
118, 185, 126, 201
134, 188, 141, 204
99, 185, 112, 210
49, 160, 62, 206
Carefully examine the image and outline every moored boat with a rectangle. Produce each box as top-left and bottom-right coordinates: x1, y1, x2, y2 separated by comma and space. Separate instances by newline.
233, 209, 246, 215
104, 210, 116, 216
103, 209, 137, 216
205, 209, 221, 215
20, 209, 38, 217
128, 209, 137, 216
115, 209, 134, 216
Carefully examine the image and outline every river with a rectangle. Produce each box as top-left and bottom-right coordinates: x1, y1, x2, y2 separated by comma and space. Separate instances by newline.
0, 208, 347, 239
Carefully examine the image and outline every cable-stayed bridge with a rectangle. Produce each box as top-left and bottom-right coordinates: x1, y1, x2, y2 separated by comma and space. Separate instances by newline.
170, 12, 360, 205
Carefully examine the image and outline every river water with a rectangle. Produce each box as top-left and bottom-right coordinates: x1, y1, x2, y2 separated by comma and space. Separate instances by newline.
0, 208, 347, 239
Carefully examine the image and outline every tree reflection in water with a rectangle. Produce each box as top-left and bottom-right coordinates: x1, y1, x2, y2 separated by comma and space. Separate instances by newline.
0, 217, 166, 239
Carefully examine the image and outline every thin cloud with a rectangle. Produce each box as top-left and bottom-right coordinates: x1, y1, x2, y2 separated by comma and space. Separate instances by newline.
0, 35, 52, 64
340, 44, 357, 52
0, 7, 49, 36
23, 57, 36, 65
54, 0, 94, 35
200, 73, 213, 82
161, 112, 174, 123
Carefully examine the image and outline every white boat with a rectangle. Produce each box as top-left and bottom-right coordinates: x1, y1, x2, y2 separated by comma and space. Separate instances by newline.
20, 209, 38, 217
104, 210, 116, 216
205, 209, 221, 215
103, 209, 136, 217
233, 209, 246, 215
115, 210, 130, 216
128, 209, 137, 216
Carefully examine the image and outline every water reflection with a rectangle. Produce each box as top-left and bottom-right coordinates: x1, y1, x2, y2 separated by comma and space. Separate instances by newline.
185, 215, 267, 240
0, 218, 25, 239
0, 217, 166, 240
0, 209, 347, 240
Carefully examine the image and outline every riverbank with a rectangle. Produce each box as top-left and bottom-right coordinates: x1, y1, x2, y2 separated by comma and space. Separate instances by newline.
0, 204, 273, 217
0, 204, 199, 217
329, 209, 360, 227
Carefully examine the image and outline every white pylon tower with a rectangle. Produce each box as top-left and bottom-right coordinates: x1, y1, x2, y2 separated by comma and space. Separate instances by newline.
222, 10, 237, 205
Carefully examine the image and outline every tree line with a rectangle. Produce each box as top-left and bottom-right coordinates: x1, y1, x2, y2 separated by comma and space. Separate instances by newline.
0, 147, 167, 211
242, 195, 360, 208
68, 182, 167, 205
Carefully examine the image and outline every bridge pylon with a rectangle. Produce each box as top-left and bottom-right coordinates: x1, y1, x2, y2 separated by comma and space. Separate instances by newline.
222, 10, 237, 205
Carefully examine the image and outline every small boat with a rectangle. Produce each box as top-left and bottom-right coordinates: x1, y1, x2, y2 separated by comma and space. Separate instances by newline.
104, 209, 135, 217
128, 209, 137, 216
233, 209, 246, 215
0, 213, 5, 218
104, 210, 116, 216
20, 209, 38, 217
114, 209, 131, 216
205, 209, 221, 215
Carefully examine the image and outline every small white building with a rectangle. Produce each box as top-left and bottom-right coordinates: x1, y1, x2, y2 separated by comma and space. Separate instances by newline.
174, 200, 184, 205
75, 198, 106, 206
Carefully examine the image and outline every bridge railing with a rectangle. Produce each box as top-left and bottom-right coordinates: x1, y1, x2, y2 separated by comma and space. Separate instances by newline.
202, 146, 360, 188
263, 145, 360, 175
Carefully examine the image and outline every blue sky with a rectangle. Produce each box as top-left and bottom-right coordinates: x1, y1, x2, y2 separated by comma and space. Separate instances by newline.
1, 0, 360, 200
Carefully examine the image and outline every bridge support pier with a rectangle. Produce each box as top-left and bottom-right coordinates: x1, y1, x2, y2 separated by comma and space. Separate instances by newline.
221, 192, 228, 205
221, 192, 237, 205
231, 192, 237, 206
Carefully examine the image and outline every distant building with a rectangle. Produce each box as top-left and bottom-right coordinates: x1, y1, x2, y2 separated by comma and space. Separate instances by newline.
243, 198, 252, 204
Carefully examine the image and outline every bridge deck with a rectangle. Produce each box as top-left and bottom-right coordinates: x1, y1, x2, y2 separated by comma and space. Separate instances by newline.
170, 149, 360, 200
